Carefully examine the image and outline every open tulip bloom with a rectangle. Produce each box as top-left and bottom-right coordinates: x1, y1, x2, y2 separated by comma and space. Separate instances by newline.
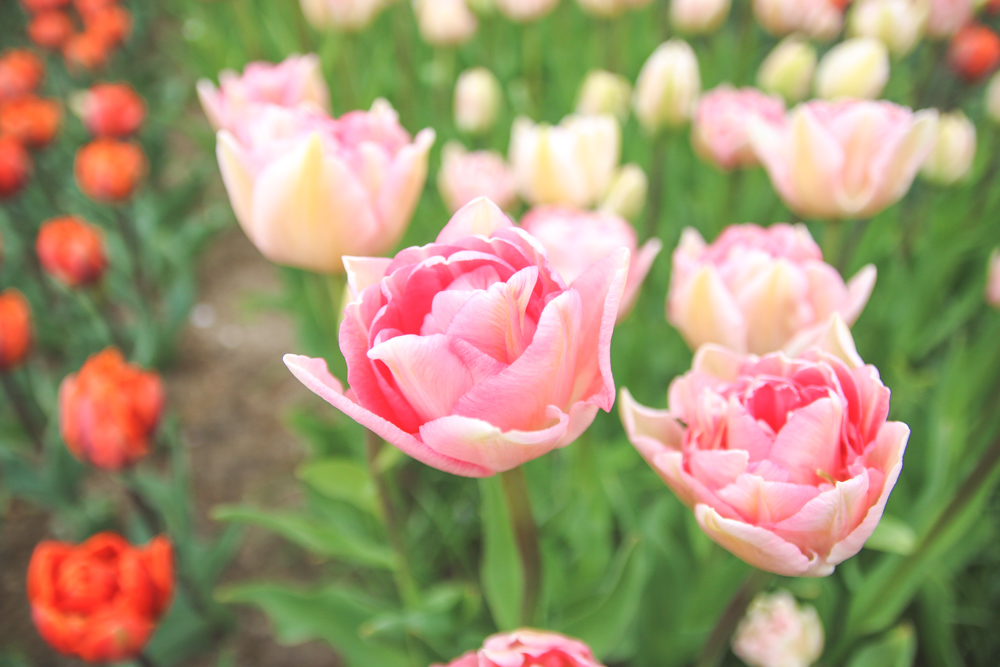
285, 198, 630, 477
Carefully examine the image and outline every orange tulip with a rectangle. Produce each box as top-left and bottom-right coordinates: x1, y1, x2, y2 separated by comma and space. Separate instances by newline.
949, 24, 1000, 82
0, 289, 32, 371
82, 83, 145, 137
0, 136, 31, 199
63, 31, 110, 71
74, 138, 146, 202
0, 50, 45, 103
0, 97, 62, 148
37, 216, 108, 287
28, 11, 76, 50
20, 0, 70, 12
83, 6, 132, 46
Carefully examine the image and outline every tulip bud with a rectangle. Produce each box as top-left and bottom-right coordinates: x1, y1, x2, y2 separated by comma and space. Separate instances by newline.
576, 70, 632, 121
80, 83, 146, 137
59, 348, 164, 470
0, 136, 32, 199
600, 163, 648, 220
63, 31, 111, 71
987, 71, 1000, 122
299, 0, 386, 31
437, 142, 518, 212
414, 0, 478, 46
0, 50, 45, 103
987, 249, 1000, 308
82, 5, 132, 45
454, 67, 502, 135
576, 0, 653, 18
74, 0, 115, 16
848, 0, 926, 57
28, 11, 75, 50
0, 97, 61, 149
21, 0, 70, 11
815, 37, 890, 100
920, 110, 976, 185
495, 0, 560, 21
75, 138, 146, 202
948, 24, 1000, 82
37, 216, 108, 287
0, 289, 32, 371
757, 37, 817, 102
753, 0, 844, 40
634, 40, 701, 132
671, 0, 731, 34
925, 0, 973, 39
733, 591, 824, 667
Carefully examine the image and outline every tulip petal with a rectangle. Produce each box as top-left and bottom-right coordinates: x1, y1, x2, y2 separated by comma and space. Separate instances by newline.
445, 266, 538, 363
343, 256, 392, 300
716, 474, 821, 525
283, 354, 492, 477
437, 197, 515, 244
842, 264, 877, 325
620, 237, 662, 317
619, 387, 684, 462
695, 504, 822, 576
670, 265, 748, 352
768, 396, 844, 484
216, 131, 256, 238
375, 128, 436, 250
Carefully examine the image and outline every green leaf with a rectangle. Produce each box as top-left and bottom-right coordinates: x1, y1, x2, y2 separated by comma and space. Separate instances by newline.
217, 583, 411, 667
297, 458, 378, 515
864, 515, 917, 556
211, 505, 395, 569
846, 623, 917, 667
479, 476, 522, 631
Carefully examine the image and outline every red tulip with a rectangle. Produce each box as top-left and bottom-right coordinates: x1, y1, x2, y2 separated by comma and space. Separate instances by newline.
74, 0, 116, 16
82, 6, 132, 46
28, 533, 173, 663
74, 138, 146, 202
82, 83, 145, 137
0, 289, 32, 371
20, 0, 71, 13
0, 97, 62, 148
59, 348, 164, 470
37, 216, 108, 287
949, 24, 1000, 82
0, 136, 31, 199
0, 50, 45, 103
28, 11, 76, 51
63, 31, 110, 71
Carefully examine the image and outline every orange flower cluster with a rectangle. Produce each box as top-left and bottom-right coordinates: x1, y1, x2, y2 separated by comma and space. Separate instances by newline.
0, 50, 61, 198
21, 0, 132, 72
74, 82, 147, 202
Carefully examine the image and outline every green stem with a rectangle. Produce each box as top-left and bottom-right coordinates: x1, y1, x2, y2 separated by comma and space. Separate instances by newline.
500, 466, 542, 627
823, 219, 851, 274
695, 569, 772, 667
1, 373, 45, 454
645, 132, 668, 241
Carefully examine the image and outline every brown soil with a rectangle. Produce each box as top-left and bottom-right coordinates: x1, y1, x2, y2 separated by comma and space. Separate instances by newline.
0, 229, 338, 666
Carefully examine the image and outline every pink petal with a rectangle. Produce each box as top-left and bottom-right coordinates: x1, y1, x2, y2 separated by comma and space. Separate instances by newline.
768, 396, 844, 485
445, 267, 539, 363
668, 265, 749, 353
774, 471, 871, 561
842, 264, 877, 325
619, 237, 662, 318
375, 128, 435, 249
618, 387, 684, 462
715, 474, 820, 525
343, 256, 392, 300
436, 197, 516, 244
283, 354, 491, 477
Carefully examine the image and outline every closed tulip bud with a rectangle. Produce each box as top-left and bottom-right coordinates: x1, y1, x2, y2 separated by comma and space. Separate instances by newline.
921, 110, 976, 185
948, 25, 1000, 82
454, 67, 502, 135
848, 0, 926, 57
0, 136, 31, 199
733, 592, 824, 667
74, 0, 115, 16
437, 142, 517, 212
509, 113, 621, 207
600, 163, 648, 220
434, 630, 605, 667
37, 216, 108, 287
28, 11, 75, 50
753, 0, 844, 40
75, 138, 146, 202
198, 55, 330, 133
671, 0, 731, 34
495, 0, 560, 21
576, 0, 653, 18
752, 100, 938, 219
576, 70, 632, 121
815, 37, 890, 100
0, 289, 32, 371
988, 250, 1000, 307
63, 31, 111, 71
299, 0, 385, 31
925, 0, 973, 39
81, 83, 146, 137
987, 71, 1000, 122
28, 533, 173, 663
757, 37, 817, 102
634, 40, 701, 132
0, 50, 45, 103
83, 5, 132, 45
0, 97, 61, 148
59, 348, 164, 470
414, 0, 478, 45
21, 0, 69, 11
692, 85, 786, 170
521, 206, 661, 319
217, 100, 434, 273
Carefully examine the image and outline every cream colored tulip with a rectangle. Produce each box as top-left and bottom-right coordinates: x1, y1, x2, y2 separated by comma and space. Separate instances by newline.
600, 163, 648, 220
986, 72, 1000, 123
576, 70, 632, 121
753, 0, 843, 40
413, 0, 478, 46
815, 37, 890, 100
758, 37, 817, 102
299, 0, 386, 31
634, 40, 701, 132
454, 68, 502, 135
733, 592, 824, 667
670, 0, 731, 34
921, 111, 977, 185
848, 0, 926, 57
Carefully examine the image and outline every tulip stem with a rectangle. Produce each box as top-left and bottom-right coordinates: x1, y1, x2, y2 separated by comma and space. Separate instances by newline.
823, 219, 852, 274
136, 652, 157, 667
645, 133, 668, 242
500, 466, 542, 627
0, 373, 45, 454
694, 568, 772, 667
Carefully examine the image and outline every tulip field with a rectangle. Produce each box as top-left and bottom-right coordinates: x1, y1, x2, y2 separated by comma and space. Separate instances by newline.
2, 0, 1000, 665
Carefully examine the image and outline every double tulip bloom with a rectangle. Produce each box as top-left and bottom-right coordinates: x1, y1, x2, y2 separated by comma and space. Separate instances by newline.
438, 142, 518, 213
284, 198, 630, 477
692, 86, 785, 171
59, 348, 164, 470
751, 100, 938, 220
28, 533, 173, 663
216, 100, 434, 274
733, 591, 824, 667
435, 629, 605, 667
0, 289, 33, 370
667, 224, 876, 355
37, 216, 108, 287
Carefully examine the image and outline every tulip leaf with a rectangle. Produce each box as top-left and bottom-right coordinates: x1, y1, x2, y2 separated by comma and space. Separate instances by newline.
296, 458, 379, 516
864, 515, 917, 555
217, 582, 410, 667
846, 623, 917, 667
479, 476, 522, 631
211, 505, 395, 570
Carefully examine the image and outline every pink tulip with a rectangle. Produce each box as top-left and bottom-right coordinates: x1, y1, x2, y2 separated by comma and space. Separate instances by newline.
520, 206, 661, 320
751, 100, 938, 219
284, 198, 630, 477
668, 224, 876, 355
197, 54, 330, 133
433, 629, 605, 667
988, 250, 1000, 308
437, 142, 518, 213
733, 591, 824, 667
216, 100, 434, 273
692, 85, 786, 170
926, 0, 973, 39
620, 323, 909, 577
